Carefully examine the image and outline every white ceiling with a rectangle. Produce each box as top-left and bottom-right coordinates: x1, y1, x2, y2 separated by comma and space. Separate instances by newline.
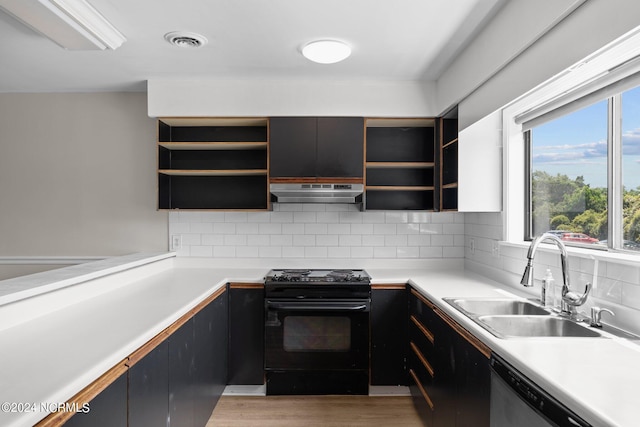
0, 0, 505, 93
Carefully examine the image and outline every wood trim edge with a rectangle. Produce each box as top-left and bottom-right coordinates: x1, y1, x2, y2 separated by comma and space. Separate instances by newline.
410, 315, 434, 344
409, 369, 435, 411
410, 342, 434, 378
410, 288, 436, 310
371, 283, 406, 290
229, 282, 264, 289
34, 361, 128, 427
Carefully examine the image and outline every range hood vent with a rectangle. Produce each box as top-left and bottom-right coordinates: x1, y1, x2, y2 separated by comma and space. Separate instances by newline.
270, 183, 363, 205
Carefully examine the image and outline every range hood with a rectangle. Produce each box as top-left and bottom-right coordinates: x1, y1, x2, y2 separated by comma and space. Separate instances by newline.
270, 183, 364, 204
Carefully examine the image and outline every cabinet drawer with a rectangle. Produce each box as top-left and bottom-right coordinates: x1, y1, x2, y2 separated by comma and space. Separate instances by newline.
409, 288, 438, 326
409, 314, 435, 358
408, 342, 435, 390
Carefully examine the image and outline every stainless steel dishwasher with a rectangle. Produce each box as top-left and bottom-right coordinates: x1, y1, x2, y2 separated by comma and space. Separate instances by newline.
490, 354, 591, 427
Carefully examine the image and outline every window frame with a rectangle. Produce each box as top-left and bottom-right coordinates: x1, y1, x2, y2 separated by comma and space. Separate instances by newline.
502, 27, 640, 257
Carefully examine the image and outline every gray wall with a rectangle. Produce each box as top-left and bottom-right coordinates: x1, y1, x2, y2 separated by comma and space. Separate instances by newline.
0, 92, 167, 258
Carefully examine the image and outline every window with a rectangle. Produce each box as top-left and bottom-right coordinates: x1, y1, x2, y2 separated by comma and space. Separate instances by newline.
525, 81, 640, 252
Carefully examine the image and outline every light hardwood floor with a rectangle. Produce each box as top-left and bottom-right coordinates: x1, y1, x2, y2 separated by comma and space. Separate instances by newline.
207, 395, 424, 427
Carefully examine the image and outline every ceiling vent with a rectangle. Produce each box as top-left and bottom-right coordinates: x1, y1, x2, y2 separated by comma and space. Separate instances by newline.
164, 31, 207, 48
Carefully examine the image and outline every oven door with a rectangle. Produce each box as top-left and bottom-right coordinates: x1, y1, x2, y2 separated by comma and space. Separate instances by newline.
264, 298, 370, 371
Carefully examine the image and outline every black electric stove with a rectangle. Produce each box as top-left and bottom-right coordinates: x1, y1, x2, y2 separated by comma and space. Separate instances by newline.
264, 269, 372, 395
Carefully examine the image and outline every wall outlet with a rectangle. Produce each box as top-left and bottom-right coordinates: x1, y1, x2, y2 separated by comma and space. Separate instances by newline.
491, 240, 500, 258
469, 238, 475, 254
171, 235, 182, 251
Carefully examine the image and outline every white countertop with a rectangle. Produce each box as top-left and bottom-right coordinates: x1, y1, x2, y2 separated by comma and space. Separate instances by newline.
0, 255, 638, 426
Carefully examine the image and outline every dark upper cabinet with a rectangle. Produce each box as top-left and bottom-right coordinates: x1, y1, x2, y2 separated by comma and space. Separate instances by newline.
316, 117, 364, 178
269, 117, 317, 178
270, 117, 364, 179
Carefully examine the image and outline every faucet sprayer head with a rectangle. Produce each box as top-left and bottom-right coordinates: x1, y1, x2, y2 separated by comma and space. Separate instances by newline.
520, 260, 534, 287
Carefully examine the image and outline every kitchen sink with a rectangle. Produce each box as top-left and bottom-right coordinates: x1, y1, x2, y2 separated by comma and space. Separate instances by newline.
476, 315, 603, 338
444, 297, 549, 316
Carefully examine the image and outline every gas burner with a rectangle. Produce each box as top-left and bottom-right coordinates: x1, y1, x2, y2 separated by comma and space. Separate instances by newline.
265, 269, 371, 284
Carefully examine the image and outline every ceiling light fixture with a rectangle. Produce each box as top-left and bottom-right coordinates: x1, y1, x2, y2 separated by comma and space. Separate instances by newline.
164, 31, 208, 48
302, 40, 351, 64
0, 0, 126, 50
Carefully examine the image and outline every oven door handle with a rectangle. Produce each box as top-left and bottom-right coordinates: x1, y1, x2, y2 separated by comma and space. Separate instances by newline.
265, 301, 369, 311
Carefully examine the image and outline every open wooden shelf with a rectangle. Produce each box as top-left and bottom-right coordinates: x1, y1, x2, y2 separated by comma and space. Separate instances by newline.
365, 118, 436, 210
158, 117, 269, 210
366, 162, 434, 169
366, 185, 434, 191
159, 141, 268, 150
159, 169, 268, 177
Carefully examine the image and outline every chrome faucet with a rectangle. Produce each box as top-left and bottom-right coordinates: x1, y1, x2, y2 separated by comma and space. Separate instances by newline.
520, 232, 592, 316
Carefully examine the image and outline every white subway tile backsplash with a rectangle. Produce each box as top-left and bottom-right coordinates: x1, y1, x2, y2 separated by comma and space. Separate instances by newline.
339, 234, 362, 247
293, 235, 316, 246
213, 223, 236, 234
236, 223, 260, 235
350, 223, 374, 235
328, 224, 351, 235
328, 246, 351, 258
351, 247, 374, 258
270, 235, 293, 246
236, 246, 259, 258
317, 235, 339, 246
339, 212, 363, 223
374, 224, 396, 235
420, 224, 442, 234
224, 212, 247, 222
282, 223, 305, 235
270, 212, 294, 223
305, 223, 328, 235
202, 234, 224, 246
397, 247, 420, 258
224, 235, 247, 246
385, 212, 408, 223
294, 212, 317, 223
361, 212, 386, 223
397, 224, 420, 235
259, 223, 282, 235
362, 235, 385, 247
305, 247, 328, 258
374, 247, 397, 258
247, 235, 270, 247
260, 246, 282, 258
190, 246, 213, 257
316, 212, 340, 223
408, 235, 431, 246
385, 235, 408, 247
213, 246, 235, 258
169, 206, 465, 262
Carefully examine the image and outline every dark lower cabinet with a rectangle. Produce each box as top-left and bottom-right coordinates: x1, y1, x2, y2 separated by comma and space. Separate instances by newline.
169, 291, 229, 427
194, 294, 228, 426
407, 286, 490, 427
228, 284, 264, 385
129, 341, 169, 427
64, 372, 127, 427
169, 319, 196, 427
371, 285, 408, 385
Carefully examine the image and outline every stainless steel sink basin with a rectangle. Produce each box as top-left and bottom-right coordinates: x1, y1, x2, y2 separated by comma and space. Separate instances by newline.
476, 315, 603, 338
444, 298, 549, 316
